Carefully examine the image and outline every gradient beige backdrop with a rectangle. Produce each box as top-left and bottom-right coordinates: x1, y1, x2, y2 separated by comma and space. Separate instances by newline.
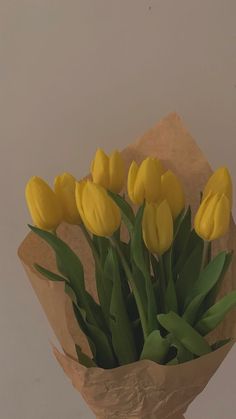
0, 1, 236, 418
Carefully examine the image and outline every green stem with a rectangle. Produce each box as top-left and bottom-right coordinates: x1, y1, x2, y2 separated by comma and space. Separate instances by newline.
79, 224, 101, 268
158, 255, 166, 311
201, 241, 210, 271
110, 236, 149, 340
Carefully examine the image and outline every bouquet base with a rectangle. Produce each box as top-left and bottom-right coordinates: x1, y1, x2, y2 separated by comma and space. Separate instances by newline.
53, 343, 233, 419
19, 113, 236, 419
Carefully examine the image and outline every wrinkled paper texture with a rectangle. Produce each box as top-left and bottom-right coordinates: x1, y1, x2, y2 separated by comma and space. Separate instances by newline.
18, 113, 236, 418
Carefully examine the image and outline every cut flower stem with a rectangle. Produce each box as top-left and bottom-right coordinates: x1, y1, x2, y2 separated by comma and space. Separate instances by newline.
110, 236, 149, 340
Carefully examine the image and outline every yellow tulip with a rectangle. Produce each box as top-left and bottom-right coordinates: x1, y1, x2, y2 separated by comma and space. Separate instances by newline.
25, 176, 63, 231
161, 170, 185, 219
194, 192, 231, 241
127, 157, 164, 204
91, 148, 125, 193
75, 180, 121, 237
203, 167, 233, 208
142, 200, 173, 255
54, 173, 81, 224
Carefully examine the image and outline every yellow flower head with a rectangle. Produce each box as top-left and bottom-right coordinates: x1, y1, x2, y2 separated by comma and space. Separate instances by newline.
161, 170, 185, 219
127, 157, 164, 204
75, 180, 121, 237
142, 200, 173, 255
25, 176, 62, 231
54, 172, 81, 225
203, 167, 233, 209
91, 148, 125, 193
194, 192, 231, 241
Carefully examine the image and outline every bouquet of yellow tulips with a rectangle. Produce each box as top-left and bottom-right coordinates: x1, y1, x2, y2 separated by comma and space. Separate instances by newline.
19, 114, 236, 419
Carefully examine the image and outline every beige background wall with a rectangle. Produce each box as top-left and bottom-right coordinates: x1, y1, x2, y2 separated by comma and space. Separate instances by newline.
0, 1, 236, 418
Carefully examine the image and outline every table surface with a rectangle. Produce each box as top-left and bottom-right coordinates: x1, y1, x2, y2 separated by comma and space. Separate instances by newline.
1, 1, 236, 418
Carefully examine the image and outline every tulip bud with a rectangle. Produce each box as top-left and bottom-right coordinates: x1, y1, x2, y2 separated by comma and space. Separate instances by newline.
54, 173, 81, 224
91, 149, 125, 193
25, 176, 62, 231
161, 170, 185, 219
203, 167, 233, 209
127, 157, 164, 204
194, 192, 231, 241
142, 200, 173, 255
75, 180, 121, 237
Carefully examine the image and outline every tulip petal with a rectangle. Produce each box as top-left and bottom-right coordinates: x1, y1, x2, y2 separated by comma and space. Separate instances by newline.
127, 161, 139, 204
203, 167, 233, 208
84, 182, 110, 236
156, 200, 173, 255
54, 173, 80, 224
198, 194, 220, 240
195, 192, 231, 242
91, 149, 109, 189
142, 203, 160, 254
75, 181, 98, 235
134, 158, 161, 204
211, 194, 230, 240
76, 181, 121, 237
25, 176, 62, 231
161, 170, 185, 219
194, 193, 214, 240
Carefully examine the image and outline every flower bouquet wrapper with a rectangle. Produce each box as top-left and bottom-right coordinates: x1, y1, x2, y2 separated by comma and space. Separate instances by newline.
18, 113, 236, 419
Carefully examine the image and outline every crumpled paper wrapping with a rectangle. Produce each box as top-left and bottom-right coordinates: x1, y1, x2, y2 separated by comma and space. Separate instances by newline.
18, 113, 236, 419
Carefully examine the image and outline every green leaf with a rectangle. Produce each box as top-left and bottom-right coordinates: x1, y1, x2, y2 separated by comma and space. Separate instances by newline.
132, 317, 144, 358
126, 292, 139, 322
109, 248, 137, 365
183, 252, 228, 324
166, 357, 178, 365
174, 229, 204, 276
169, 336, 194, 363
131, 262, 148, 310
195, 291, 236, 335
108, 191, 135, 234
211, 338, 231, 351
30, 226, 115, 368
63, 284, 98, 358
29, 225, 85, 295
131, 205, 158, 332
94, 256, 113, 327
64, 268, 108, 334
92, 236, 109, 265
173, 207, 191, 267
120, 240, 131, 260
158, 312, 211, 356
204, 252, 233, 310
34, 263, 67, 282
70, 301, 97, 358
118, 241, 133, 301
85, 291, 108, 332
75, 345, 96, 368
64, 282, 77, 304
163, 250, 178, 313
103, 249, 116, 299
175, 240, 204, 311
29, 225, 102, 329
140, 330, 170, 364
173, 209, 186, 234
73, 303, 117, 369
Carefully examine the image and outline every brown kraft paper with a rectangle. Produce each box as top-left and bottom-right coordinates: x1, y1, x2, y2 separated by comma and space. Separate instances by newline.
18, 113, 236, 418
